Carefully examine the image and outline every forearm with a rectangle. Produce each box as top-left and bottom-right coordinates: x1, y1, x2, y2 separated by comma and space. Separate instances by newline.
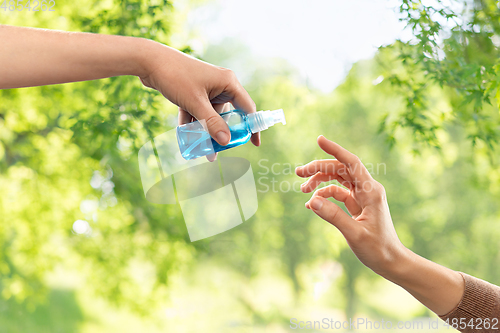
381, 247, 464, 316
0, 25, 156, 89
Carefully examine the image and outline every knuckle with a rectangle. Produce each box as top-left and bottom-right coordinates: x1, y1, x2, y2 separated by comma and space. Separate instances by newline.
374, 181, 386, 196
205, 113, 225, 131
305, 160, 318, 173
325, 162, 336, 174
327, 204, 341, 223
249, 98, 257, 111
312, 188, 323, 197
352, 227, 368, 244
337, 165, 348, 175
220, 68, 237, 82
190, 94, 206, 108
318, 172, 329, 180
366, 181, 386, 203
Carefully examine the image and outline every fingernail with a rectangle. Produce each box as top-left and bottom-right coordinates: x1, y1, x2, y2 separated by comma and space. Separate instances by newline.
207, 153, 217, 162
310, 198, 323, 210
216, 131, 229, 145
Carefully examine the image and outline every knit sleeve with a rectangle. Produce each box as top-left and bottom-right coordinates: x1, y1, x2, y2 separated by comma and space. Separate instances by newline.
439, 272, 500, 333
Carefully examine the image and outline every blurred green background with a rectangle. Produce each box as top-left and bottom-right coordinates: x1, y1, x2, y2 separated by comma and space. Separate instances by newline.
1, 0, 500, 332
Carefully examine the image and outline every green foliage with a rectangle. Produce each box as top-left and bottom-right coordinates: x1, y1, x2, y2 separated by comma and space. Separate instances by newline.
0, 289, 83, 333
382, 0, 500, 157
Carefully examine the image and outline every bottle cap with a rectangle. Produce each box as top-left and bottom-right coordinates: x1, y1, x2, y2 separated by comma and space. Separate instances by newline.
248, 109, 286, 134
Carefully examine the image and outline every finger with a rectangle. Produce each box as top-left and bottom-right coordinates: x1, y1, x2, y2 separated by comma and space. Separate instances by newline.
213, 103, 228, 114
317, 136, 371, 182
178, 108, 194, 125
180, 103, 227, 126
295, 159, 351, 181
308, 185, 362, 218
206, 152, 217, 162
213, 102, 261, 146
227, 81, 256, 116
300, 172, 351, 193
222, 103, 231, 113
250, 132, 261, 147
193, 97, 231, 146
307, 196, 358, 237
223, 78, 260, 147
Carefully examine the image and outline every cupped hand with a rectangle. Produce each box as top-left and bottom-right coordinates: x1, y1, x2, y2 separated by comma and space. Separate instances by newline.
139, 43, 260, 153
295, 135, 407, 275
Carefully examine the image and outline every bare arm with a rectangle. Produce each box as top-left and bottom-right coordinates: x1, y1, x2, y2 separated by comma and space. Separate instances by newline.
296, 136, 466, 316
382, 248, 464, 316
0, 25, 149, 88
0, 25, 260, 148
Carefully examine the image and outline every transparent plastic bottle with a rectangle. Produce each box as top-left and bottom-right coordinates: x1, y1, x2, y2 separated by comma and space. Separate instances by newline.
177, 109, 286, 160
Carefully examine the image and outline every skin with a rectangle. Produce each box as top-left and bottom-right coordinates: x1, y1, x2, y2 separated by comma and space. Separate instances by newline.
0, 25, 260, 161
296, 135, 465, 317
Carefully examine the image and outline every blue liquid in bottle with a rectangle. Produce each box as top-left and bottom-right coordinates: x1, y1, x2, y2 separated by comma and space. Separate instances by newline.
177, 109, 285, 160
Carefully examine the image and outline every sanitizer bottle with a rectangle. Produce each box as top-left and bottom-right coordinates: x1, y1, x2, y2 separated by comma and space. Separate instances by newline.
177, 109, 286, 160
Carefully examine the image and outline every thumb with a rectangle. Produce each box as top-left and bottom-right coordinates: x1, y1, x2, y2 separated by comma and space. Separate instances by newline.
309, 197, 357, 237
195, 98, 231, 146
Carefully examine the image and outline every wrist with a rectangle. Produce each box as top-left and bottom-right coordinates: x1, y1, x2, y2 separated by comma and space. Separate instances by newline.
128, 37, 160, 79
376, 246, 465, 316
374, 244, 416, 283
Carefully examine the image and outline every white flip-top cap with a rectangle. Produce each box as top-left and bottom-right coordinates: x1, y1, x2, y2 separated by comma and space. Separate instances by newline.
248, 109, 286, 133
